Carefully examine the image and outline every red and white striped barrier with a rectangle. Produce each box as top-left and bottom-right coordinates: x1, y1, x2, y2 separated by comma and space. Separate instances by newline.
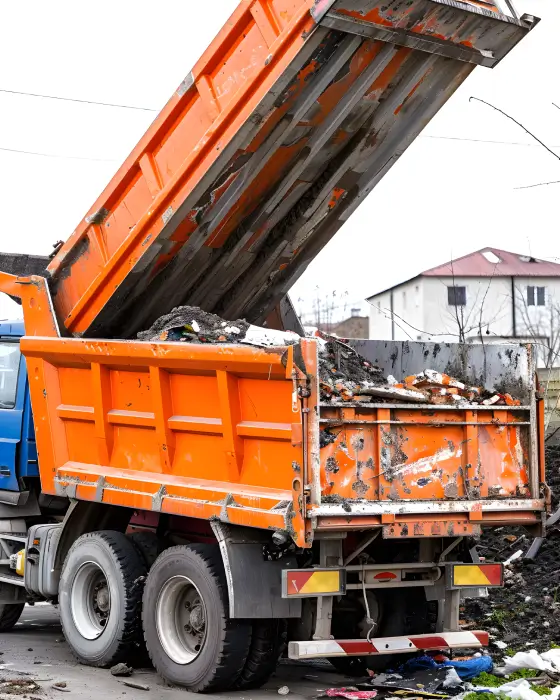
288, 631, 489, 659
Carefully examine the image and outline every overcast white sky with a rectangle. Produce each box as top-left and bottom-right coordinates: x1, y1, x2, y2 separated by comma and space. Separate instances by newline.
0, 0, 555, 322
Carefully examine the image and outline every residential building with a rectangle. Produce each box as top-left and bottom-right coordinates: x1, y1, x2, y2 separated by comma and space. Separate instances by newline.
367, 248, 560, 368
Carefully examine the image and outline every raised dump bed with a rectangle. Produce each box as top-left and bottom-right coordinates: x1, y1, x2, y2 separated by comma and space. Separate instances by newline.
44, 0, 537, 339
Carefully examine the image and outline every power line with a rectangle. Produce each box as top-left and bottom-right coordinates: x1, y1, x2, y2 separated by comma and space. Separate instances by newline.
422, 134, 560, 148
515, 179, 560, 190
0, 146, 117, 163
0, 88, 157, 112
0, 88, 558, 147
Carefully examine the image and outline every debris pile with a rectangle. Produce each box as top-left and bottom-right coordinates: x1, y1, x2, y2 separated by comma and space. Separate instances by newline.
318, 340, 520, 407
139, 307, 521, 408
322, 651, 560, 700
138, 305, 299, 347
138, 306, 250, 343
464, 445, 560, 652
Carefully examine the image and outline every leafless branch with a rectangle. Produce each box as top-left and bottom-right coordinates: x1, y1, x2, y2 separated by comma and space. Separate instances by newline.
470, 97, 560, 163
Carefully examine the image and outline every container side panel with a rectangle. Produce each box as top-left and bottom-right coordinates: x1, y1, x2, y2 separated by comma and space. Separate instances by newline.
320, 405, 532, 502
21, 337, 307, 545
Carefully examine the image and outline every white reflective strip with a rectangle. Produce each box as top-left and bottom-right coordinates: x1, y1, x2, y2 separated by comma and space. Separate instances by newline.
442, 631, 481, 645
377, 638, 415, 651
288, 641, 343, 658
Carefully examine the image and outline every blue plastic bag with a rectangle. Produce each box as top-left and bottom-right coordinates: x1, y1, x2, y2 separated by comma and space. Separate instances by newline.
399, 654, 493, 681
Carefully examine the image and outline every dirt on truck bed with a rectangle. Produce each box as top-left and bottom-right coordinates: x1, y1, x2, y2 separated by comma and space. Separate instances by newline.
464, 445, 560, 652
138, 306, 523, 408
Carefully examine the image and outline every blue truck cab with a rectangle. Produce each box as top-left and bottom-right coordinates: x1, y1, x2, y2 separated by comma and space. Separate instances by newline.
0, 321, 38, 501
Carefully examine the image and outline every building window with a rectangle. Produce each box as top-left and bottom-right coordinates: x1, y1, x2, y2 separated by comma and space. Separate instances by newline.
527, 286, 546, 306
448, 286, 466, 306
402, 291, 407, 310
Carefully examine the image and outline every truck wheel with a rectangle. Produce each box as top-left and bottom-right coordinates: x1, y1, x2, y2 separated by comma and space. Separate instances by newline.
142, 544, 251, 692
59, 531, 147, 667
0, 603, 24, 631
128, 531, 163, 569
234, 619, 287, 689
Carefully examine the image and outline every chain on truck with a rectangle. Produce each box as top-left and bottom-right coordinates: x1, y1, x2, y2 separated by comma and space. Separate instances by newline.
0, 0, 543, 693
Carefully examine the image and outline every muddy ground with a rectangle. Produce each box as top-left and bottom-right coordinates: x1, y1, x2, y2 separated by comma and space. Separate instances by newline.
464, 445, 560, 651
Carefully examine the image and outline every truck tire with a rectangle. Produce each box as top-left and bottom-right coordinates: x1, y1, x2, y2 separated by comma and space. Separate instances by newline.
0, 603, 24, 631
59, 531, 147, 667
128, 531, 162, 569
234, 619, 287, 689
142, 544, 252, 692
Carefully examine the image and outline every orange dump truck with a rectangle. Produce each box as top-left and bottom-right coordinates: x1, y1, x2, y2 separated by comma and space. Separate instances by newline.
0, 0, 543, 692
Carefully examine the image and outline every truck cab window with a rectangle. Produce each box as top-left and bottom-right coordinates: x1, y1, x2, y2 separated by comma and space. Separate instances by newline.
0, 343, 20, 409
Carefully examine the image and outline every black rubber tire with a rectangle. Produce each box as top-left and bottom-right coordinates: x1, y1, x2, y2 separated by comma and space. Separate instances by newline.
0, 603, 25, 631
128, 531, 163, 569
59, 530, 147, 667
142, 544, 252, 693
234, 619, 287, 689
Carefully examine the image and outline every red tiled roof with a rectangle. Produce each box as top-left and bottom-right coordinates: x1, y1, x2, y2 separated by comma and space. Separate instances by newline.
366, 248, 560, 300
422, 248, 560, 278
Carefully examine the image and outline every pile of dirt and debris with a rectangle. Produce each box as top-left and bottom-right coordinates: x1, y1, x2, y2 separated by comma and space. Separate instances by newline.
138, 306, 250, 343
464, 445, 560, 652
138, 306, 522, 408
317, 337, 520, 407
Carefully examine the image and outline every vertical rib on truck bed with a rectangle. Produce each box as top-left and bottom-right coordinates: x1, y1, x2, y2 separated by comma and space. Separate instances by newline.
46, 0, 536, 339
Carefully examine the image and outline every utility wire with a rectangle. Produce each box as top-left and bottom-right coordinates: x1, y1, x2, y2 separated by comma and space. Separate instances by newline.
1, 134, 554, 165
0, 146, 117, 163
423, 134, 560, 148
0, 88, 157, 112
514, 179, 560, 190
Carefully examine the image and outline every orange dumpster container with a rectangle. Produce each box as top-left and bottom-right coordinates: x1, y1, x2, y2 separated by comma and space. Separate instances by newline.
2, 273, 544, 549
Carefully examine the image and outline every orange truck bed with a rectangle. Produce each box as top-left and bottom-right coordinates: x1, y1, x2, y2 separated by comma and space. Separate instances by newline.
44, 0, 536, 339
6, 273, 543, 548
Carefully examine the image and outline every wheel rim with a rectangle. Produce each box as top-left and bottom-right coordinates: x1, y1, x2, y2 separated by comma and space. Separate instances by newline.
70, 561, 111, 640
156, 575, 207, 665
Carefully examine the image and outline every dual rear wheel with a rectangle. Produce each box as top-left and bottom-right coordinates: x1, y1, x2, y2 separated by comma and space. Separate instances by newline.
58, 532, 285, 692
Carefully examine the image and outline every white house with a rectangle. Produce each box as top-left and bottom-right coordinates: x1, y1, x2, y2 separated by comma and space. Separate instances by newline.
367, 248, 560, 368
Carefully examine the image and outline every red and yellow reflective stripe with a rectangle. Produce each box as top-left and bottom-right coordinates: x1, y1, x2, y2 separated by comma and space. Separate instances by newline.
286, 570, 342, 596
453, 564, 502, 587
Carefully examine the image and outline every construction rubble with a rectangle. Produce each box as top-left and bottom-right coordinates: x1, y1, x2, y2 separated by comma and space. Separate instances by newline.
463, 444, 560, 652
139, 307, 521, 408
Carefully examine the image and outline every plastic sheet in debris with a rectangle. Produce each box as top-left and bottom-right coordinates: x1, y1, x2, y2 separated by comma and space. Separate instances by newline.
473, 679, 560, 700
241, 326, 300, 347
502, 649, 560, 675
366, 668, 451, 696
398, 655, 493, 681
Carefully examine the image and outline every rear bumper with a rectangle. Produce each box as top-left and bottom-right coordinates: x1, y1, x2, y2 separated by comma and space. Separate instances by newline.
288, 631, 489, 659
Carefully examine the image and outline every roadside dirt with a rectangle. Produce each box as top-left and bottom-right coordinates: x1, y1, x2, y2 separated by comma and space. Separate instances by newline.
464, 445, 560, 652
